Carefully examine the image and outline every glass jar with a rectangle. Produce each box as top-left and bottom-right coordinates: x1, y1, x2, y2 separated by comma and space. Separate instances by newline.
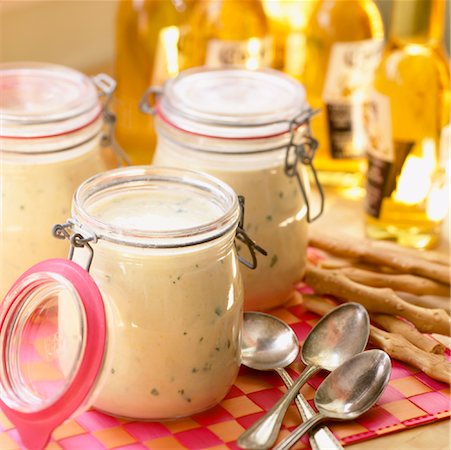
143, 68, 323, 311
0, 63, 123, 298
0, 166, 248, 448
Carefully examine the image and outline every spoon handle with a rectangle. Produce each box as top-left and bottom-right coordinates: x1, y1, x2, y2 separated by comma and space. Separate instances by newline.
276, 368, 343, 450
237, 364, 320, 450
275, 368, 306, 418
273, 413, 326, 450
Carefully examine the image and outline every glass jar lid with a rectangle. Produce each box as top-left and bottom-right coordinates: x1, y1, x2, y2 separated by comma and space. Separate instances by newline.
156, 68, 308, 139
0, 259, 106, 449
0, 62, 102, 139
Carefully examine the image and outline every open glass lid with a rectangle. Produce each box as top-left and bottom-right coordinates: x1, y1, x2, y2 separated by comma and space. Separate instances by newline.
0, 259, 106, 449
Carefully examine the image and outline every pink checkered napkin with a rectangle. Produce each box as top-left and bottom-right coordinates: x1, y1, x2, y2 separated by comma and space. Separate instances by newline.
1, 293, 449, 449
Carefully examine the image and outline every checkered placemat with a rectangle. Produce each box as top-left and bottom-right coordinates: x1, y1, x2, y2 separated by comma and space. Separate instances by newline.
1, 292, 450, 450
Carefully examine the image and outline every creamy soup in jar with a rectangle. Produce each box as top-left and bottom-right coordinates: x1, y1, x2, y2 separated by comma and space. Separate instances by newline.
65, 167, 243, 420
154, 136, 308, 311
1, 145, 110, 298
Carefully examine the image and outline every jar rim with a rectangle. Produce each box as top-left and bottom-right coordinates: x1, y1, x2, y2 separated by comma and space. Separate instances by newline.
72, 166, 241, 248
0, 62, 101, 140
156, 67, 309, 139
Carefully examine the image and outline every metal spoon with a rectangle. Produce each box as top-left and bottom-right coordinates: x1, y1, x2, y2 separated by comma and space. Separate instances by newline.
237, 302, 370, 450
273, 349, 391, 450
242, 311, 344, 450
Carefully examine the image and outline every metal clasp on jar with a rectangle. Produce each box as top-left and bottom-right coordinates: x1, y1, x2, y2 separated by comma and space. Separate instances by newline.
92, 74, 131, 166
139, 86, 164, 116
284, 109, 325, 223
235, 196, 267, 270
52, 219, 97, 272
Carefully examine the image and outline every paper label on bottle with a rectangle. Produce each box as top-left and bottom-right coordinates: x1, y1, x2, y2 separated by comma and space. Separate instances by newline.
323, 39, 383, 160
366, 93, 394, 163
151, 26, 181, 86
326, 100, 375, 159
365, 93, 415, 218
205, 36, 273, 68
323, 39, 383, 100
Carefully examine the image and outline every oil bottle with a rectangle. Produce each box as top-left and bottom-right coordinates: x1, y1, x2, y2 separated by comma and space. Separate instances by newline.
365, 0, 450, 249
262, 0, 317, 75
179, 0, 272, 70
114, 0, 193, 165
301, 0, 384, 190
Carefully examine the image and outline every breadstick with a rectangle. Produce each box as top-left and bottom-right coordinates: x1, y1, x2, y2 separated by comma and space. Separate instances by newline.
370, 326, 451, 384
309, 232, 450, 285
372, 241, 450, 266
302, 294, 338, 316
305, 265, 451, 335
317, 257, 355, 269
371, 313, 445, 354
396, 291, 451, 314
317, 258, 393, 273
336, 267, 450, 297
302, 295, 451, 383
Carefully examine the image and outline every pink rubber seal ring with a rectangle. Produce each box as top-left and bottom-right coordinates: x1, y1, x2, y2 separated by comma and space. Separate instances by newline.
0, 259, 106, 449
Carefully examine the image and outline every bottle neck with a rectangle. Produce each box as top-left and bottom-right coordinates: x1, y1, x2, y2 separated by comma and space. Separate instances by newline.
390, 0, 444, 46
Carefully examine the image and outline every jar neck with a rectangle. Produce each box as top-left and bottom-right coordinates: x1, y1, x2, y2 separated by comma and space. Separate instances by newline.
0, 116, 103, 156
390, 0, 445, 46
71, 166, 241, 249
155, 116, 305, 153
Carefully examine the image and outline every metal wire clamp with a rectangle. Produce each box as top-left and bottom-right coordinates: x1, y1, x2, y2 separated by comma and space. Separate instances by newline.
52, 221, 96, 272
235, 196, 267, 270
139, 86, 164, 116
284, 109, 325, 223
92, 73, 131, 167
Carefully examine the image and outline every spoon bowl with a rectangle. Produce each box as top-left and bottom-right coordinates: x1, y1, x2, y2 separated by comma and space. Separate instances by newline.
316, 349, 391, 419
241, 312, 299, 371
302, 302, 370, 370
274, 350, 392, 450
242, 311, 344, 450
237, 303, 370, 450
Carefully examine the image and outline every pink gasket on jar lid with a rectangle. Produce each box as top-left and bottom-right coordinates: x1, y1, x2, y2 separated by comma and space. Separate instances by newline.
0, 258, 106, 450
155, 101, 303, 141
0, 107, 102, 140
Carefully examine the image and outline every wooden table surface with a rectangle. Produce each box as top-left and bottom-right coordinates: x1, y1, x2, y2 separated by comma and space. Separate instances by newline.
310, 187, 450, 450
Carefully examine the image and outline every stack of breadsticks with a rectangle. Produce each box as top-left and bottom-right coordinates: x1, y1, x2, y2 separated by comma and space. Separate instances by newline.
300, 231, 451, 383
